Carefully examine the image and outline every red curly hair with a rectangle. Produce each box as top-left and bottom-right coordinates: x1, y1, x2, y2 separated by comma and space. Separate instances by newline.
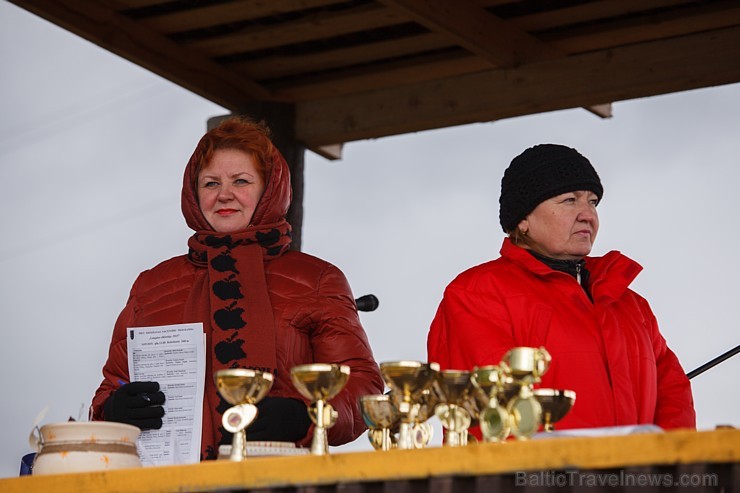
190, 116, 275, 192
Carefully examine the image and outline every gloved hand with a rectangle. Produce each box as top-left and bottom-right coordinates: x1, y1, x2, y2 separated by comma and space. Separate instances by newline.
248, 397, 311, 442
103, 381, 166, 430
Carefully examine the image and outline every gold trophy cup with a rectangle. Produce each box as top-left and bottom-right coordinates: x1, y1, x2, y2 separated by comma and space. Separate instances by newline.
501, 347, 552, 385
471, 365, 511, 442
533, 389, 576, 432
412, 387, 438, 448
215, 368, 274, 461
435, 370, 475, 447
500, 347, 551, 440
360, 394, 400, 451
290, 363, 350, 455
386, 386, 438, 449
379, 361, 440, 450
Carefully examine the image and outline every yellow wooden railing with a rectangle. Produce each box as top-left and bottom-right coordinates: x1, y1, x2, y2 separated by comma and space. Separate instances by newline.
1, 428, 737, 493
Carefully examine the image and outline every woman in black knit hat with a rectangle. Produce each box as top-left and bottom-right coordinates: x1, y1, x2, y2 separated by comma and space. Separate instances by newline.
427, 144, 696, 437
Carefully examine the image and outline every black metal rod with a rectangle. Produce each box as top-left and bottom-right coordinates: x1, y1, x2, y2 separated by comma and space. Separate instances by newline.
686, 344, 740, 380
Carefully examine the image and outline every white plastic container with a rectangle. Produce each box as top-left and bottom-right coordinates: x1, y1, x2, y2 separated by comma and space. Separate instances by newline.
33, 421, 141, 475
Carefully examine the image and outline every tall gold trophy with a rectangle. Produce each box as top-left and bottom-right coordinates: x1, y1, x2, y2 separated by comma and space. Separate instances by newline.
290, 363, 350, 455
413, 388, 438, 448
215, 369, 274, 461
379, 361, 440, 450
360, 394, 400, 451
435, 370, 475, 446
471, 365, 511, 442
500, 347, 551, 439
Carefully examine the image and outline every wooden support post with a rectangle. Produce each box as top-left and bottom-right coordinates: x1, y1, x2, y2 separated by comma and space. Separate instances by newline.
208, 103, 305, 251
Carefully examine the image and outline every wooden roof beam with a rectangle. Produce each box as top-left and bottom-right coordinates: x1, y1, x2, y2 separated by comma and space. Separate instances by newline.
377, 0, 609, 120
188, 3, 407, 57
378, 0, 561, 67
295, 26, 740, 149
140, 0, 341, 34
10, 0, 272, 109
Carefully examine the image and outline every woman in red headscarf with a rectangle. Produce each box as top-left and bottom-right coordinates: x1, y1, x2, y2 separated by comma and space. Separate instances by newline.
91, 117, 384, 460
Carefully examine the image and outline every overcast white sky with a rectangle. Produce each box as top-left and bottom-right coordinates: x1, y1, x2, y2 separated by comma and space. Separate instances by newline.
1, 1, 739, 478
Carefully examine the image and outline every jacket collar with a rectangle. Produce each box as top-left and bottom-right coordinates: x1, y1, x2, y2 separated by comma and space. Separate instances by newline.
499, 237, 643, 303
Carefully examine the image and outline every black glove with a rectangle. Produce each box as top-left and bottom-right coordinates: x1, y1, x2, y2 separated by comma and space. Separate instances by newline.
103, 381, 166, 430
248, 397, 311, 442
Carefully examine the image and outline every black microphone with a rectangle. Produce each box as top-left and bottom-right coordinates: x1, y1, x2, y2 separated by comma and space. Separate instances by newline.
355, 294, 379, 312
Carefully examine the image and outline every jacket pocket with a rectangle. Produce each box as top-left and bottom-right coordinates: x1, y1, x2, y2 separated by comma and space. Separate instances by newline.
506, 295, 553, 347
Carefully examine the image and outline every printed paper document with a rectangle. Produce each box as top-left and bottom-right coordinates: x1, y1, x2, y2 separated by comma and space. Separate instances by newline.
127, 323, 205, 466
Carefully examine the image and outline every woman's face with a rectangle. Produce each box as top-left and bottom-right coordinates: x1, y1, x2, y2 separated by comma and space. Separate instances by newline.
518, 190, 599, 260
197, 148, 265, 233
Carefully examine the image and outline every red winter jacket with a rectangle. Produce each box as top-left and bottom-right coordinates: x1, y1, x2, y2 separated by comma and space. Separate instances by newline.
92, 139, 384, 457
428, 238, 695, 431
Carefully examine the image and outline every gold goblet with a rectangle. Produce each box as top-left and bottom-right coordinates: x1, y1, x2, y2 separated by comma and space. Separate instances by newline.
380, 361, 440, 450
500, 347, 551, 440
435, 370, 474, 447
501, 347, 551, 385
471, 365, 511, 442
215, 368, 274, 461
290, 363, 350, 455
533, 389, 576, 432
360, 394, 400, 451
470, 365, 504, 405
412, 387, 438, 448
387, 386, 437, 449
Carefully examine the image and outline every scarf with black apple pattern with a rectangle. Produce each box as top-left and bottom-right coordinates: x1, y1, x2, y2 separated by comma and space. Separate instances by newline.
181, 139, 294, 460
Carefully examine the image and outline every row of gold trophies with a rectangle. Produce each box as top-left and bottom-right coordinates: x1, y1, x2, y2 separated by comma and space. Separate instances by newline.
215, 346, 576, 460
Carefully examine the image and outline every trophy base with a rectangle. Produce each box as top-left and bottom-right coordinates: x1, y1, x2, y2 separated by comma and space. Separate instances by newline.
217, 442, 309, 459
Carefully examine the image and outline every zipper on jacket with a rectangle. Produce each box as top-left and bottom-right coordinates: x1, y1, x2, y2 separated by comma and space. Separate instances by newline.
576, 263, 582, 285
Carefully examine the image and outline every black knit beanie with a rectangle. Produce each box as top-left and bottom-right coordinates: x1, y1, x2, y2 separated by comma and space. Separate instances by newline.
499, 144, 603, 232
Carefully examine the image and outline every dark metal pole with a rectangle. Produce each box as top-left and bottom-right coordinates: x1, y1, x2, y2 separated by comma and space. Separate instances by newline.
686, 344, 740, 380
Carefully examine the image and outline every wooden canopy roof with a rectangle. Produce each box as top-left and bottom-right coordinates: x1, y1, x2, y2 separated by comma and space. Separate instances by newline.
12, 0, 740, 159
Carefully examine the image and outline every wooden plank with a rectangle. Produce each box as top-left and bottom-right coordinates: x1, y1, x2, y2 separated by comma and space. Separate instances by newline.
0, 429, 737, 493
295, 26, 740, 147
188, 3, 410, 57
546, 1, 740, 54
232, 32, 448, 80
275, 51, 491, 100
513, 0, 697, 32
378, 0, 561, 67
9, 0, 272, 108
110, 0, 172, 9
141, 0, 343, 34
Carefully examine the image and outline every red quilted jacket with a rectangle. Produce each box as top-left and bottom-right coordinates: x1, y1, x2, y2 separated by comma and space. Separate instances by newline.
428, 238, 696, 431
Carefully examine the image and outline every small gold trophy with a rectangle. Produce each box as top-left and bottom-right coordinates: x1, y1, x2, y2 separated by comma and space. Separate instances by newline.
435, 370, 475, 446
471, 365, 511, 442
360, 394, 400, 451
411, 387, 437, 448
290, 363, 350, 455
500, 347, 551, 440
215, 368, 274, 461
501, 346, 551, 385
379, 361, 440, 450
533, 389, 576, 432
